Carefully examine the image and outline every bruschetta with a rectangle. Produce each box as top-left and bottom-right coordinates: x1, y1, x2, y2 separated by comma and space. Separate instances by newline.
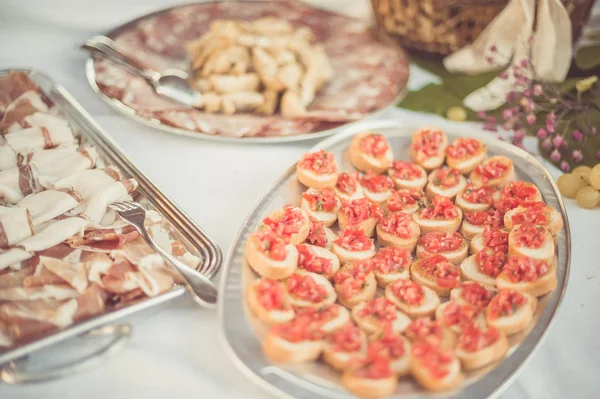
388, 161, 427, 190
349, 132, 394, 174
404, 317, 457, 349
508, 223, 554, 265
385, 188, 424, 215
376, 211, 420, 250
460, 208, 504, 240
496, 255, 557, 297
385, 278, 440, 318
338, 198, 383, 237
503, 202, 563, 235
331, 228, 376, 264
351, 297, 411, 335
284, 270, 337, 308
410, 127, 448, 170
247, 278, 295, 325
455, 184, 500, 213
342, 357, 398, 399
360, 172, 395, 205
334, 171, 364, 201
456, 324, 508, 370
296, 244, 340, 278
333, 260, 377, 308
470, 226, 509, 254
435, 301, 486, 334
445, 137, 487, 174
494, 180, 543, 213
245, 230, 298, 279
412, 195, 463, 234
262, 205, 310, 245
470, 155, 515, 188
263, 314, 326, 363
372, 247, 412, 287
425, 167, 467, 199
305, 219, 336, 249
485, 289, 537, 335
295, 304, 352, 334
367, 331, 412, 376
450, 281, 496, 310
300, 188, 341, 227
323, 323, 368, 371
416, 232, 468, 264
410, 254, 461, 296
459, 247, 507, 287
410, 342, 464, 392
296, 149, 339, 189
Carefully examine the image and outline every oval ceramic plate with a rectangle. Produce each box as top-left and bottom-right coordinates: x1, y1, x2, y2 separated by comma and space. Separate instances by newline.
217, 119, 571, 398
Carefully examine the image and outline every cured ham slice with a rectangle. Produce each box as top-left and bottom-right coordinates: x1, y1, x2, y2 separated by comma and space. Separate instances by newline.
17, 217, 86, 252
0, 284, 78, 301
5, 125, 75, 154
0, 321, 13, 347
81, 179, 138, 223
0, 71, 39, 114
0, 248, 32, 271
37, 256, 88, 293
0, 164, 41, 204
0, 145, 79, 172
23, 265, 65, 288
52, 167, 122, 201
6, 112, 69, 133
35, 147, 98, 184
0, 266, 34, 289
17, 188, 82, 226
73, 283, 107, 322
68, 225, 139, 252
0, 207, 34, 248
0, 91, 50, 133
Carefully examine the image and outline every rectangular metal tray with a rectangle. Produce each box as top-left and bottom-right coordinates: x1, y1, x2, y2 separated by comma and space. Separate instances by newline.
0, 68, 222, 367
218, 120, 571, 399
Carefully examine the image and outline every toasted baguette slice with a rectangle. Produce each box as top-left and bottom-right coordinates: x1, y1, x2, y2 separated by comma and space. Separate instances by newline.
459, 254, 498, 287
385, 280, 440, 318
450, 282, 497, 309
263, 333, 324, 363
410, 258, 461, 296
405, 319, 458, 350
296, 161, 338, 189
425, 170, 467, 200
306, 223, 337, 250
349, 132, 394, 174
435, 301, 486, 334
412, 207, 463, 235
323, 326, 368, 371
416, 239, 468, 265
411, 127, 448, 171
460, 219, 485, 240
446, 138, 487, 174
455, 187, 500, 213
300, 189, 341, 227
485, 291, 537, 335
332, 244, 376, 264
342, 370, 398, 399
410, 345, 463, 392
508, 225, 555, 265
338, 212, 379, 237
335, 272, 378, 308
246, 279, 295, 325
263, 207, 310, 245
503, 204, 563, 235
469, 228, 508, 254
352, 301, 412, 335
245, 237, 298, 280
469, 155, 515, 188
320, 305, 352, 333
376, 219, 420, 251
496, 259, 557, 297
456, 329, 509, 370
362, 187, 393, 205
284, 271, 337, 308
373, 267, 410, 287
388, 162, 428, 190
296, 244, 341, 279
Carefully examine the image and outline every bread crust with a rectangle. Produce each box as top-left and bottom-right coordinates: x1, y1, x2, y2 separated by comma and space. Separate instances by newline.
335, 272, 377, 308
323, 329, 368, 371
425, 171, 467, 200
508, 226, 555, 265
245, 238, 298, 279
342, 372, 398, 399
410, 351, 463, 392
412, 208, 463, 235
337, 211, 379, 237
373, 268, 410, 287
410, 127, 448, 171
263, 207, 310, 244
263, 333, 324, 363
416, 239, 468, 265
460, 219, 484, 240
300, 189, 341, 227
349, 132, 394, 174
455, 187, 500, 213
456, 331, 509, 370
351, 302, 412, 335
296, 164, 338, 189
385, 280, 440, 318
469, 155, 515, 188
246, 279, 295, 325
376, 220, 420, 251
496, 261, 557, 297
284, 270, 337, 309
446, 142, 487, 174
410, 259, 460, 296
485, 292, 537, 335
503, 205, 564, 235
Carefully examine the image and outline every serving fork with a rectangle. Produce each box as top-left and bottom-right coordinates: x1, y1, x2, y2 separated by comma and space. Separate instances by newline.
109, 201, 218, 308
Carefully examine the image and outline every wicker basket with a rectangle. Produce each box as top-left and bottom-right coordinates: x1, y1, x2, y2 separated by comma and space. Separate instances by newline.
371, 0, 596, 56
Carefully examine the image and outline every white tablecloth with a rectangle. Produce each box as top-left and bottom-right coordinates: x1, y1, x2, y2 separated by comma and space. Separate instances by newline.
1, 1, 599, 398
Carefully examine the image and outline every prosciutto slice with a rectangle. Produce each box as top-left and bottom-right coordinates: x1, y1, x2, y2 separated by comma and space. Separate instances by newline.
0, 72, 39, 114
73, 283, 107, 322
0, 284, 78, 301
0, 164, 41, 204
68, 225, 139, 252
6, 112, 69, 133
52, 167, 122, 201
0, 266, 34, 289
5, 125, 75, 153
0, 145, 79, 172
81, 178, 138, 223
35, 147, 98, 183
0, 298, 78, 340
38, 256, 88, 293
18, 189, 82, 226
0, 207, 34, 248
0, 91, 50, 133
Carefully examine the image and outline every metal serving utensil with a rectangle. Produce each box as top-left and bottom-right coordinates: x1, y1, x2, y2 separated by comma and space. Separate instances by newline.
82, 35, 201, 107
109, 201, 218, 308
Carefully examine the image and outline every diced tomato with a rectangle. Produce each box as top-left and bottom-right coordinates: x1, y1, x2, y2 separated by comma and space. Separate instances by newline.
340, 198, 384, 225
511, 202, 549, 226
296, 244, 333, 275
270, 313, 326, 342
430, 168, 461, 188
373, 247, 412, 274
334, 228, 374, 252
419, 232, 464, 253
406, 318, 444, 346
253, 230, 288, 261
368, 331, 406, 359
333, 260, 373, 299
286, 273, 328, 303
411, 127, 445, 163
475, 247, 507, 277
459, 282, 494, 309
262, 205, 306, 239
387, 189, 423, 212
496, 181, 540, 211
353, 357, 394, 379
513, 223, 546, 248
389, 161, 424, 181
390, 279, 425, 305
462, 184, 497, 204
441, 302, 479, 328
464, 209, 503, 227
474, 160, 509, 183
335, 171, 360, 196
379, 211, 414, 238
329, 323, 363, 352
446, 137, 482, 159
358, 297, 397, 322
488, 290, 527, 319
295, 305, 341, 325
298, 150, 338, 175
419, 255, 460, 289
411, 343, 453, 380
361, 172, 394, 193
482, 226, 509, 251
302, 188, 339, 212
419, 195, 459, 219
360, 134, 390, 157
504, 255, 550, 283
458, 324, 500, 352
305, 219, 328, 248
256, 279, 287, 310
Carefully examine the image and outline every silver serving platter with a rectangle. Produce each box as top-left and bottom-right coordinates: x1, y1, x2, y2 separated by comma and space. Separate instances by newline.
0, 68, 222, 380
218, 119, 571, 399
83, 0, 408, 144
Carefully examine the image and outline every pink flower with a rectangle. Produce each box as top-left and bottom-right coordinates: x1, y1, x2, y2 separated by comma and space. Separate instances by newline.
490, 45, 498, 52
552, 135, 565, 148
537, 128, 547, 139
486, 56, 494, 64
572, 150, 583, 163
547, 113, 556, 122
487, 116, 497, 124
572, 130, 583, 141
506, 91, 516, 103
514, 128, 526, 139
533, 84, 543, 96
526, 114, 536, 125
550, 149, 561, 162
542, 138, 552, 149
546, 123, 555, 133
502, 109, 513, 120
477, 111, 486, 120
523, 89, 531, 97
560, 161, 570, 172
521, 59, 530, 68
499, 71, 509, 80
528, 35, 535, 44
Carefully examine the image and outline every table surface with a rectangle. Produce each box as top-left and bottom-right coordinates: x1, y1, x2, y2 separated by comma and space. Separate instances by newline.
1, 1, 599, 398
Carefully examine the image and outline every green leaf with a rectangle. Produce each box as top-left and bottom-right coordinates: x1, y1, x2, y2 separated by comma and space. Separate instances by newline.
575, 45, 600, 71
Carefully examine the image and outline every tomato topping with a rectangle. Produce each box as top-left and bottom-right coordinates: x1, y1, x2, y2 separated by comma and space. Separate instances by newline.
340, 198, 383, 225
353, 357, 394, 379
333, 261, 372, 299
475, 247, 507, 277
458, 282, 494, 309
389, 161, 424, 181
334, 228, 374, 252
411, 127, 445, 162
295, 305, 341, 325
361, 172, 394, 193
496, 181, 540, 211
368, 331, 406, 359
419, 232, 464, 253
459, 324, 500, 352
406, 318, 444, 346
441, 302, 479, 328
511, 202, 549, 226
302, 188, 339, 212
481, 226, 509, 251
335, 171, 360, 196
270, 313, 326, 342
286, 273, 328, 303
262, 205, 306, 240
387, 189, 423, 212
446, 137, 482, 159
358, 297, 397, 323
462, 184, 497, 204
373, 247, 412, 274
419, 195, 459, 219
360, 133, 389, 157
464, 209, 503, 227
329, 323, 363, 352
419, 255, 460, 289
305, 220, 329, 248
253, 230, 288, 261
474, 159, 510, 183
390, 279, 425, 306
296, 245, 333, 275
379, 211, 414, 238
411, 343, 454, 380
488, 290, 527, 319
504, 255, 550, 283
513, 223, 546, 248
256, 279, 288, 310
298, 150, 338, 175
430, 168, 461, 188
